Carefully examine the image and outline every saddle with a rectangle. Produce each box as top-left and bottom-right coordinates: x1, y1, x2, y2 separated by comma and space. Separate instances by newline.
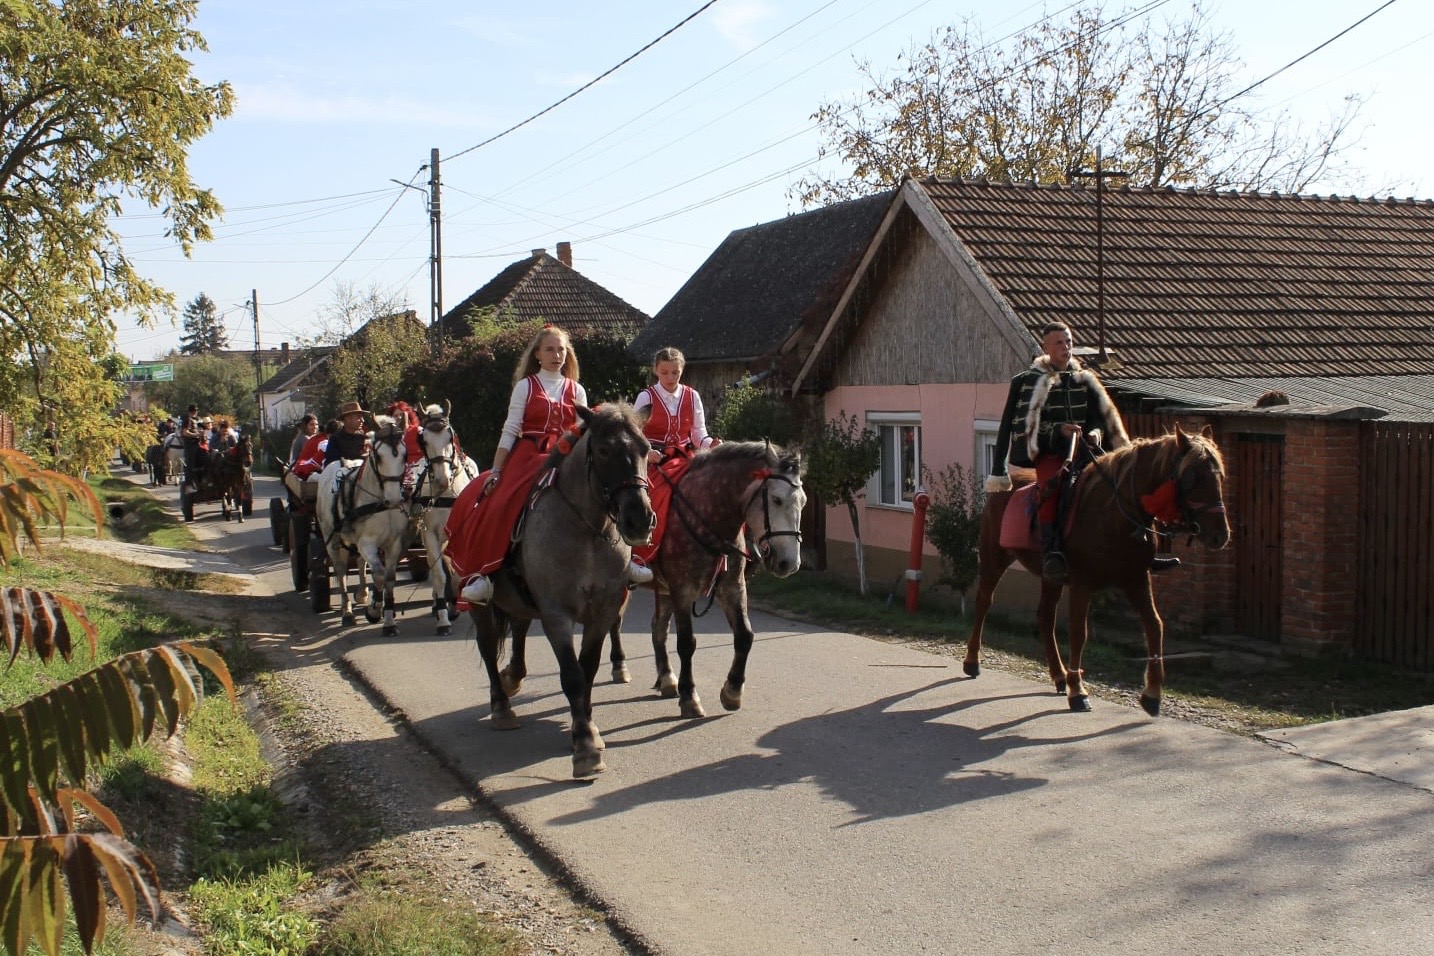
997, 472, 1084, 551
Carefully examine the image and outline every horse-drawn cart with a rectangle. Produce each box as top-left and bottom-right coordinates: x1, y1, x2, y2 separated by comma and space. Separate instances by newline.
179, 439, 254, 522
271, 465, 430, 614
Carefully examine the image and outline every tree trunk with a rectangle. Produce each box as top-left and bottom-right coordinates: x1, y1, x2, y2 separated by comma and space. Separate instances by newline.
847, 500, 867, 597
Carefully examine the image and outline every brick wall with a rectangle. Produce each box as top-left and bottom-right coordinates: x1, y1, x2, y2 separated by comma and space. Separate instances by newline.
1279, 419, 1360, 651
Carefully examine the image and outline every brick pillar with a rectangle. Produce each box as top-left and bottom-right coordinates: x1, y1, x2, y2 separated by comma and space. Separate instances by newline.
1279, 419, 1359, 652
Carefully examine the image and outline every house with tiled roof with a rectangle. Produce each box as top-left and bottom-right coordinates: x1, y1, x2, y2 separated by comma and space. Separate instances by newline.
258, 344, 337, 430
632, 192, 895, 401
779, 177, 1434, 669
439, 242, 648, 343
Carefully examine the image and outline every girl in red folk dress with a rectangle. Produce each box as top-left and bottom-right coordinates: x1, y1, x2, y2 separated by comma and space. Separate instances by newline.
444, 325, 652, 605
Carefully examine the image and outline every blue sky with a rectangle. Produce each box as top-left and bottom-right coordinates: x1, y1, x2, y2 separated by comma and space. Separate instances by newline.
112, 0, 1434, 361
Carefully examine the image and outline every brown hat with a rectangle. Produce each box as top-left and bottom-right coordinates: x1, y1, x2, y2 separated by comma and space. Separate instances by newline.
338, 401, 368, 418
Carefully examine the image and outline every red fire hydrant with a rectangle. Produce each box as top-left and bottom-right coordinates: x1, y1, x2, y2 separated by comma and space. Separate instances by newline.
905, 490, 930, 614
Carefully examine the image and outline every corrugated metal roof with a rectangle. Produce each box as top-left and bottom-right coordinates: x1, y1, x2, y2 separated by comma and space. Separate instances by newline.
1108, 375, 1434, 421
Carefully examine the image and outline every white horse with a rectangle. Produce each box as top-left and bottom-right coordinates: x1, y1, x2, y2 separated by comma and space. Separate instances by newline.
315, 415, 412, 635
162, 434, 184, 484
408, 401, 478, 635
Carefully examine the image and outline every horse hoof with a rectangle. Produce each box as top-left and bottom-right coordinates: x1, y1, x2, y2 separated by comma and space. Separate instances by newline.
436, 624, 451, 636
573, 752, 607, 778
490, 708, 520, 731
719, 681, 742, 711
612, 663, 631, 684
1055, 680, 1067, 695
381, 624, 398, 637
341, 612, 356, 627
655, 675, 678, 699
1139, 694, 1161, 717
364, 606, 381, 624
499, 672, 524, 698
1068, 695, 1092, 712
680, 697, 705, 719
962, 660, 980, 678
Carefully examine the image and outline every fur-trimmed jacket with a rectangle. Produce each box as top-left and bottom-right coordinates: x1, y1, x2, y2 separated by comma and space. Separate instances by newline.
985, 355, 1129, 493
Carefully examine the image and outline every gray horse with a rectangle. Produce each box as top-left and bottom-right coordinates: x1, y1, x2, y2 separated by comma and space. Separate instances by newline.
468, 403, 655, 778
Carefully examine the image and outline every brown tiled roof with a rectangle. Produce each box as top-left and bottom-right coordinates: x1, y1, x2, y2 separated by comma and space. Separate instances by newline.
440, 252, 647, 341
259, 347, 336, 393
919, 178, 1434, 379
634, 191, 896, 363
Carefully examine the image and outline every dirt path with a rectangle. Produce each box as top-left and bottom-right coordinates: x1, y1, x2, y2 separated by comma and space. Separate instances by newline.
88, 484, 641, 955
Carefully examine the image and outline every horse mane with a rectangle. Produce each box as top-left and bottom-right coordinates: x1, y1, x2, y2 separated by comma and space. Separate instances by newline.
690, 440, 803, 480
1092, 429, 1225, 491
540, 402, 643, 471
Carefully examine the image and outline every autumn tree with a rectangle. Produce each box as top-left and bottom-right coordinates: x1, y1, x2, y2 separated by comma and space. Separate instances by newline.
145, 354, 257, 424
178, 292, 228, 355
0, 0, 234, 471
323, 309, 428, 418
794, 2, 1363, 206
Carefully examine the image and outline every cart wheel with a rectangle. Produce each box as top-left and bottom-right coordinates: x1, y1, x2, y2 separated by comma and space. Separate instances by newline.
270, 499, 289, 550
180, 489, 194, 522
309, 534, 331, 611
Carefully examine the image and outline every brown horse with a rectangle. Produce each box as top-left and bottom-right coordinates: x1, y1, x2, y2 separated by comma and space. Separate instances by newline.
210, 435, 253, 522
964, 425, 1231, 715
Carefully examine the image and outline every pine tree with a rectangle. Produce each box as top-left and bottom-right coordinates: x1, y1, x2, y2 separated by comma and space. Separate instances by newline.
179, 292, 228, 354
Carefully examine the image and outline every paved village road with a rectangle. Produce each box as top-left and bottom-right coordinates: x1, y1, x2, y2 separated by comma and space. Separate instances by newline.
168, 473, 1434, 956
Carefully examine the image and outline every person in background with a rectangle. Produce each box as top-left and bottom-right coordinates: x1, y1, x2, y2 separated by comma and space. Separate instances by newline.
213, 420, 238, 451
289, 414, 319, 466
324, 401, 370, 466
292, 420, 340, 483
179, 404, 202, 489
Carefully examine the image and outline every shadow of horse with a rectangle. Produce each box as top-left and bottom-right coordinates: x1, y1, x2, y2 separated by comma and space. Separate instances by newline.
966, 426, 1231, 715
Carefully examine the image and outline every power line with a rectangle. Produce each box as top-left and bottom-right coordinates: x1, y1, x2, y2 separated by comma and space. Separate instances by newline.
1215, 0, 1400, 110
444, 0, 723, 164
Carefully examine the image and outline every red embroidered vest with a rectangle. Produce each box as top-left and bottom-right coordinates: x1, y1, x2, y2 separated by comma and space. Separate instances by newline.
643, 385, 695, 448
521, 375, 578, 439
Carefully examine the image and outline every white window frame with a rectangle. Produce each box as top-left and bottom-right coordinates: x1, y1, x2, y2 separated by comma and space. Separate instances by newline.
974, 418, 1001, 478
866, 411, 922, 511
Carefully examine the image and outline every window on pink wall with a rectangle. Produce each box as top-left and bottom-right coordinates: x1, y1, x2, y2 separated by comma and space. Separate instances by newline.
868, 412, 922, 508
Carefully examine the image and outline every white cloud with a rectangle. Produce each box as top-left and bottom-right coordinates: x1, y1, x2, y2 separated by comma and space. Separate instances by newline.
710, 0, 776, 50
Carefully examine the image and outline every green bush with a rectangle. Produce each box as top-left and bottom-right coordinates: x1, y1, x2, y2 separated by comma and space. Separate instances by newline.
923, 461, 985, 596
712, 378, 796, 445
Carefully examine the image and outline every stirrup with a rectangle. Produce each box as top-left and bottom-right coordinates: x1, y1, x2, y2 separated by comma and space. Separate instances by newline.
1150, 555, 1181, 574
1041, 552, 1068, 583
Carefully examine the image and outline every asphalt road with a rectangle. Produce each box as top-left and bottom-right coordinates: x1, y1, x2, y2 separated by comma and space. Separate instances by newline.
158, 472, 1434, 956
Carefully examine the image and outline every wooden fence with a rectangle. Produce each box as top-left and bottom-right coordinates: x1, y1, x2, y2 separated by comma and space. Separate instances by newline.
1357, 421, 1434, 672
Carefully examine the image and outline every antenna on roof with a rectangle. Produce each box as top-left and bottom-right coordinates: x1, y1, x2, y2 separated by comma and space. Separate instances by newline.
1070, 146, 1128, 368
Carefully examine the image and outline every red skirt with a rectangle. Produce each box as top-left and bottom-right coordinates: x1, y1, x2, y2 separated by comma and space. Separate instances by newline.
443, 437, 549, 579
632, 452, 695, 566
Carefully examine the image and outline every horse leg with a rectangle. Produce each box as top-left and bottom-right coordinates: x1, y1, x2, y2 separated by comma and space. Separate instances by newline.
672, 599, 704, 719
650, 592, 678, 698
332, 544, 356, 627
963, 558, 1012, 678
1123, 576, 1166, 716
379, 548, 401, 637
716, 569, 753, 712
608, 594, 631, 684
1064, 587, 1093, 712
472, 607, 519, 729
499, 618, 529, 698
1036, 580, 1068, 695
545, 617, 606, 778
428, 524, 453, 636
358, 544, 384, 625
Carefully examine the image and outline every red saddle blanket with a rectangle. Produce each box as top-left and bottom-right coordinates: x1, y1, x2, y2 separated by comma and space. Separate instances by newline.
632, 454, 694, 565
998, 478, 1086, 551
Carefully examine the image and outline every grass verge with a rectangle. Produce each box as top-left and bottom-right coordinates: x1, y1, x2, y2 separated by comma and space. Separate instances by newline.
748, 569, 1434, 733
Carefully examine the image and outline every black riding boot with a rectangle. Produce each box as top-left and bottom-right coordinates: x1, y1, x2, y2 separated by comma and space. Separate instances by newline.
1039, 522, 1068, 583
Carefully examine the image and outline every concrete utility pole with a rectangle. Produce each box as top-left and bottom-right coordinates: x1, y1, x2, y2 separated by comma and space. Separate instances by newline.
252, 289, 265, 439
1070, 146, 1128, 367
429, 147, 444, 358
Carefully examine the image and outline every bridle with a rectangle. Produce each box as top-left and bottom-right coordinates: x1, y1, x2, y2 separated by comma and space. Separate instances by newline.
745, 471, 804, 561
1087, 436, 1225, 542
541, 421, 653, 539
412, 418, 469, 508
667, 466, 803, 565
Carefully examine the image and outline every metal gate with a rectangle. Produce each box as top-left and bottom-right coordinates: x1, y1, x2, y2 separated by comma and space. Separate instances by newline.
1232, 433, 1283, 641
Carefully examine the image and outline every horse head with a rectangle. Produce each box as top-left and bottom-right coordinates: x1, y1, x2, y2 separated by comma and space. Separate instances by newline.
574, 403, 655, 547
368, 414, 408, 507
236, 435, 254, 469
417, 403, 457, 491
1170, 425, 1231, 550
742, 443, 806, 577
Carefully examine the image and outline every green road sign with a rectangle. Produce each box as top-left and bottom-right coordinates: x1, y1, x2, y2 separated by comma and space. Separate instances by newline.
125, 363, 174, 383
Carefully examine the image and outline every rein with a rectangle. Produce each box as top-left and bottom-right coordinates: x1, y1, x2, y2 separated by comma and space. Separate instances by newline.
532, 422, 652, 542
1084, 436, 1225, 542
411, 420, 471, 509
664, 465, 803, 564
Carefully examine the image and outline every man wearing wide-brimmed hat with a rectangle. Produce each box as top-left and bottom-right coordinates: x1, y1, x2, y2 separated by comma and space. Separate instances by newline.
324, 400, 370, 466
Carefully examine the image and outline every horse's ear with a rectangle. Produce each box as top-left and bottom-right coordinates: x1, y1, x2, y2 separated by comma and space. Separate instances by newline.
1200, 423, 1215, 441
634, 404, 652, 426
1175, 423, 1190, 450
576, 404, 594, 425
444, 398, 452, 419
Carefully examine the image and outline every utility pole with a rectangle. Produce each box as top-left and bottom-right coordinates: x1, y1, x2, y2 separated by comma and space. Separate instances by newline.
1070, 146, 1128, 367
429, 147, 444, 358
252, 289, 264, 440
